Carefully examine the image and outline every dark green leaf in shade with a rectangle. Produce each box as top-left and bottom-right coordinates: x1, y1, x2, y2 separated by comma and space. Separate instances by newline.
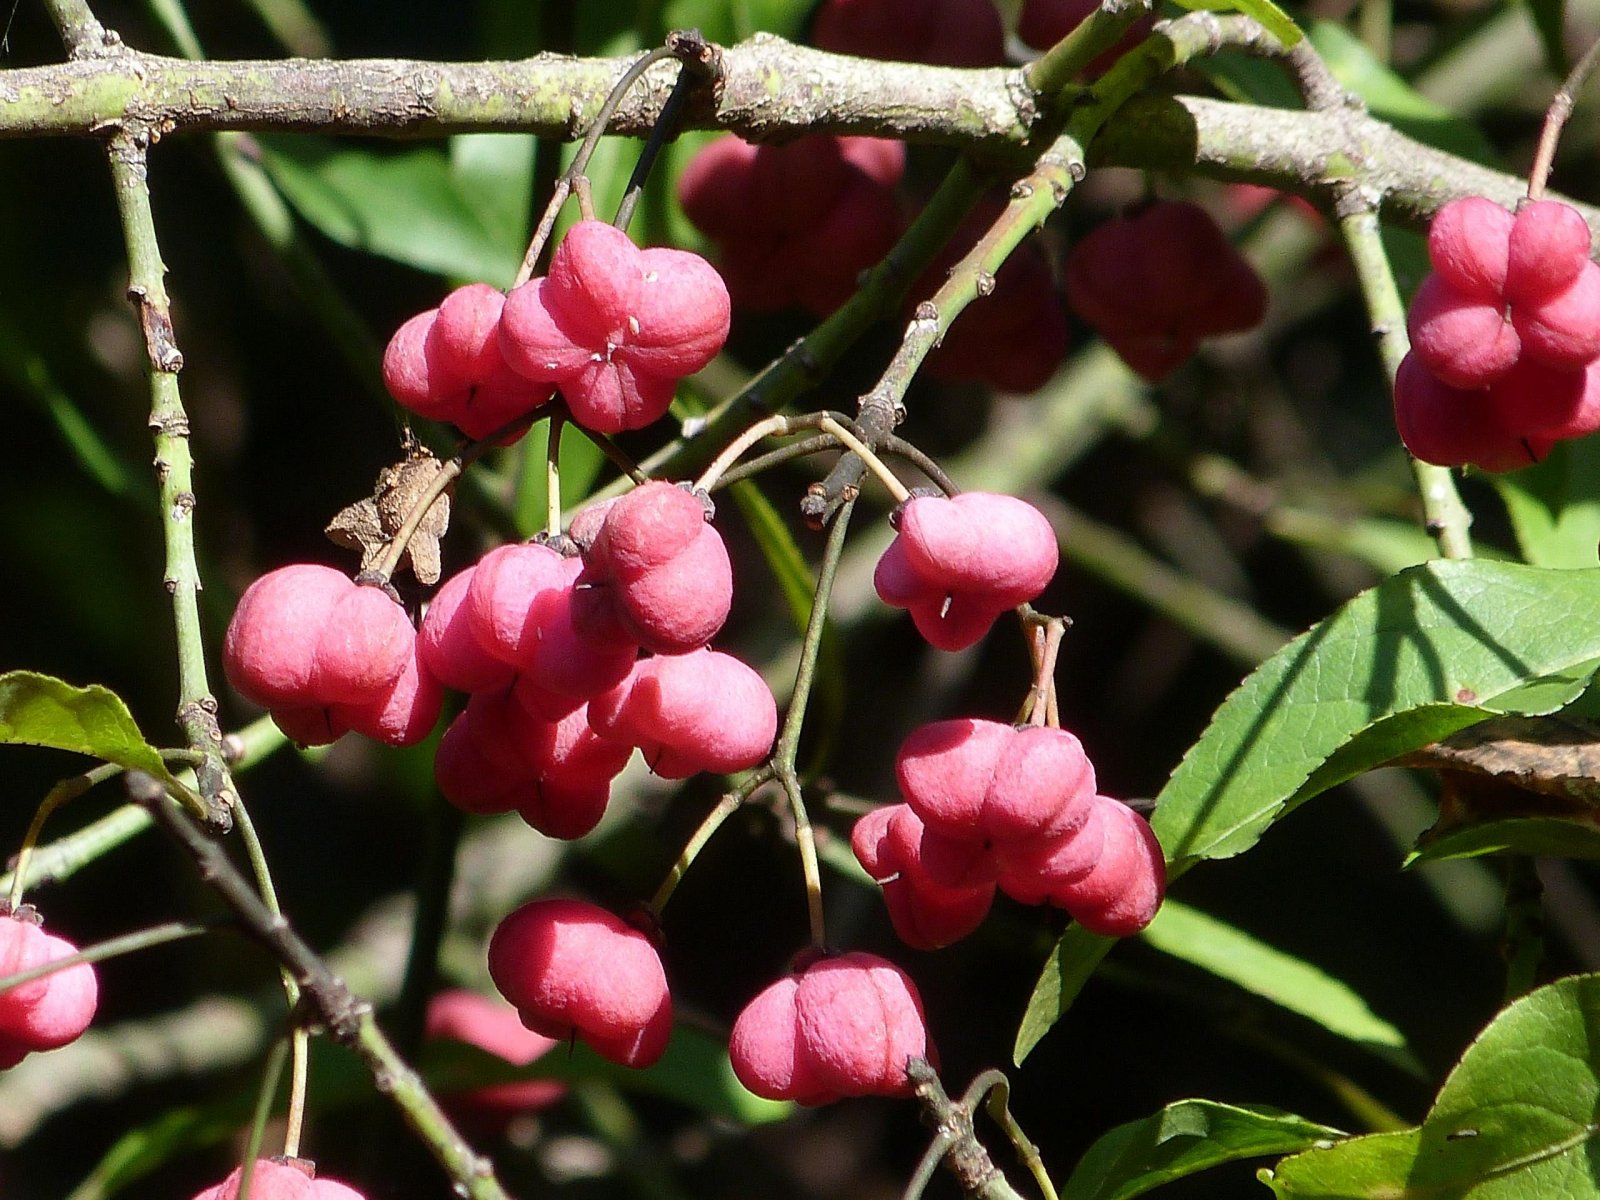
1408, 815, 1600, 865
1516, 0, 1570, 78
1264, 972, 1600, 1197
258, 137, 525, 286
1060, 1099, 1346, 1200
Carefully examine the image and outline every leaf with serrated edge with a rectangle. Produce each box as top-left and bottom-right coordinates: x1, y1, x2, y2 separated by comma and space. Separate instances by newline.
1265, 973, 1600, 1197
0, 671, 175, 782
1061, 1099, 1345, 1200
1020, 562, 1600, 1064
1154, 561, 1600, 871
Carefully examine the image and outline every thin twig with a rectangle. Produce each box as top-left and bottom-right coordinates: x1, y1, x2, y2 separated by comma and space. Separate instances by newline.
614, 30, 720, 231
1527, 33, 1600, 199
131, 773, 513, 1200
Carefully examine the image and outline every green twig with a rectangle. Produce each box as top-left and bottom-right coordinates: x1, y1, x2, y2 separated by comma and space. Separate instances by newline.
0, 918, 215, 995
649, 777, 766, 914
769, 499, 856, 947
103, 125, 237, 832
1335, 207, 1474, 560
7, 763, 123, 911
130, 773, 513, 1200
906, 1060, 1028, 1200
1526, 32, 1600, 199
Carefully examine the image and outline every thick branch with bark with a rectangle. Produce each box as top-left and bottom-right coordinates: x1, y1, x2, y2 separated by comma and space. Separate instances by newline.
2, 34, 1596, 234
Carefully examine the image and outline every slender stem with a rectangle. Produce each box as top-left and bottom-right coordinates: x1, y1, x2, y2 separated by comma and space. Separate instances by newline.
883, 436, 960, 497
0, 918, 215, 994
769, 499, 856, 948
706, 435, 837, 493
1026, 620, 1065, 730
8, 763, 123, 911
1336, 207, 1473, 559
231, 799, 309, 1159
693, 415, 796, 493
132, 773, 513, 1200
545, 411, 566, 539
567, 418, 651, 485
906, 1059, 1028, 1200
103, 129, 237, 833
1527, 32, 1600, 199
1024, 0, 1151, 96
511, 44, 677, 287
818, 417, 911, 502
970, 1071, 1058, 1200
808, 132, 1085, 524
614, 31, 719, 232
239, 1037, 289, 1196
648, 779, 765, 914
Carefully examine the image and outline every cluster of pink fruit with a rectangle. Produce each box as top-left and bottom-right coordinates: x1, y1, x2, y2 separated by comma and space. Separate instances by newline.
681, 146, 1264, 390
855, 721, 1165, 950
0, 908, 98, 1069
1396, 196, 1600, 471
425, 480, 777, 838
208, 158, 1172, 1141
385, 219, 729, 438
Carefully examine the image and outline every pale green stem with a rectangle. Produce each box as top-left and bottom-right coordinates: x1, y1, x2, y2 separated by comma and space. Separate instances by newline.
230, 800, 308, 1158
104, 128, 238, 831
770, 500, 856, 947
236, 1037, 288, 1200
0, 918, 213, 995
7, 763, 123, 912
818, 417, 911, 503
545, 412, 565, 539
1335, 207, 1474, 560
649, 778, 766, 914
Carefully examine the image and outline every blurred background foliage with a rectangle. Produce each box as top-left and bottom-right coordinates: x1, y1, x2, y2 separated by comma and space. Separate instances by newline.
3, 0, 1600, 1197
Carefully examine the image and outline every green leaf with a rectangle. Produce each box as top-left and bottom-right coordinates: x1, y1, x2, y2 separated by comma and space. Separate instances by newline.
258, 137, 524, 286
1061, 1099, 1346, 1200
1517, 0, 1569, 77
1308, 22, 1498, 165
1139, 901, 1410, 1054
1153, 560, 1600, 872
1264, 972, 1600, 1197
1494, 439, 1600, 569
1015, 924, 1115, 1063
1169, 0, 1302, 47
1408, 816, 1600, 866
0, 671, 174, 782
448, 133, 536, 269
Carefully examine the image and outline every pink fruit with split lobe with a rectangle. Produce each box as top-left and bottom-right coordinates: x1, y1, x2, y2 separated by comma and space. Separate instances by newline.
488, 898, 671, 1068
875, 492, 1058, 650
729, 951, 934, 1104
